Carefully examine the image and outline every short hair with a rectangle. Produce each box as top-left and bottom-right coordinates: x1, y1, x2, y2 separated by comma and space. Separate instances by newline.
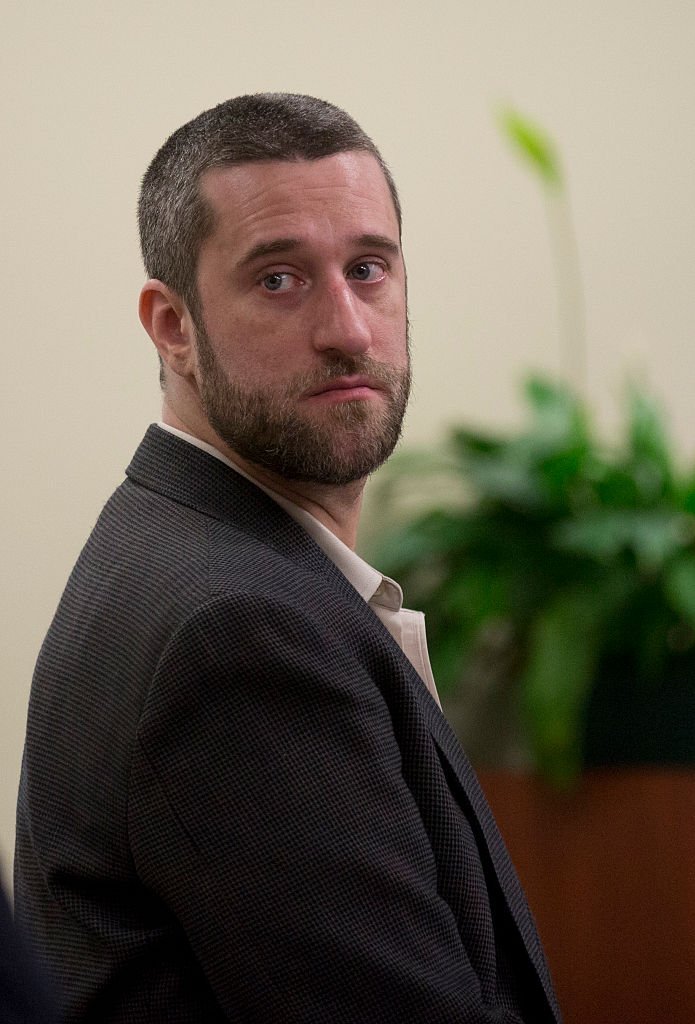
138, 93, 401, 319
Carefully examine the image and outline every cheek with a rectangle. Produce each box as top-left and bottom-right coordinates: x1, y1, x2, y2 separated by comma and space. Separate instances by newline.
214, 332, 306, 386
375, 306, 409, 363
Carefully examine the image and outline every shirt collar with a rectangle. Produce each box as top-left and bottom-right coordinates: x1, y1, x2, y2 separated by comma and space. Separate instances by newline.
156, 423, 402, 609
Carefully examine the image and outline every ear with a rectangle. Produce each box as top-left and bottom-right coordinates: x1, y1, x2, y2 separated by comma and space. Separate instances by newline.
139, 280, 197, 379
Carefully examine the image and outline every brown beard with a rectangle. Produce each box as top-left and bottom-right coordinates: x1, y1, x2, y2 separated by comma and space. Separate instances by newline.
194, 324, 411, 486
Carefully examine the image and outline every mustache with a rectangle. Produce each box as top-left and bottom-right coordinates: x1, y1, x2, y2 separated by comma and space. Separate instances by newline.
292, 355, 409, 393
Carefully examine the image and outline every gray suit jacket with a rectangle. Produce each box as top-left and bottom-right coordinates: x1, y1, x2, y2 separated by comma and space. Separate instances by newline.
15, 426, 561, 1022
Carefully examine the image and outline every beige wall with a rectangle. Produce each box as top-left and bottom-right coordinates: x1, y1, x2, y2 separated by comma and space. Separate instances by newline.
3, 0, 695, 882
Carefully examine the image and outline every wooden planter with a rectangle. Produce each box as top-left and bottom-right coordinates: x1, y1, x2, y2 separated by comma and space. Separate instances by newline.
479, 768, 695, 1024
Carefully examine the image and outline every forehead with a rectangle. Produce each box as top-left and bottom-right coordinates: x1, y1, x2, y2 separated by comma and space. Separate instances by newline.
198, 153, 400, 255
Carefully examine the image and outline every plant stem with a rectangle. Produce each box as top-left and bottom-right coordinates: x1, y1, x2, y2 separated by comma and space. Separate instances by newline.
545, 187, 587, 396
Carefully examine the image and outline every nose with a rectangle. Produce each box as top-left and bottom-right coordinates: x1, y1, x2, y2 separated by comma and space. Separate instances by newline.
311, 278, 372, 356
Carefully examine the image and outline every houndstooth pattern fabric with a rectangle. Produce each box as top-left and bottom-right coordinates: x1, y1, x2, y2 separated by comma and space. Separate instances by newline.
15, 426, 561, 1023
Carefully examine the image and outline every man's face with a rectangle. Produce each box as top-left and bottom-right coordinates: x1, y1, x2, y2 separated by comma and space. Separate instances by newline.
190, 152, 410, 486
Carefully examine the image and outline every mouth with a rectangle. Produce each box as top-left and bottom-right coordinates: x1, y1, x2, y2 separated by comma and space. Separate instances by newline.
303, 375, 384, 403
300, 374, 382, 401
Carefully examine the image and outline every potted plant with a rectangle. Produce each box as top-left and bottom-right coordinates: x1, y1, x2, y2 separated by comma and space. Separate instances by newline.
365, 111, 695, 787
366, 373, 695, 785
363, 111, 695, 1024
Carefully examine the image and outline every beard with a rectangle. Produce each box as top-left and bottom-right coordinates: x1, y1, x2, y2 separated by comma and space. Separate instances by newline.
194, 323, 411, 486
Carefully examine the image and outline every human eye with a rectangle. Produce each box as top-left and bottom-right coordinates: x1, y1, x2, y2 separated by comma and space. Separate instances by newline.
348, 260, 386, 283
260, 271, 298, 293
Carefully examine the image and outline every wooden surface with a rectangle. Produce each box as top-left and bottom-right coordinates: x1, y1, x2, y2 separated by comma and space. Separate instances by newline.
479, 768, 695, 1024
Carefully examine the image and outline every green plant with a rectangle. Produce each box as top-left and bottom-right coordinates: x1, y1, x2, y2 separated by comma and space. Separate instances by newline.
367, 377, 695, 785
498, 108, 586, 395
365, 111, 695, 786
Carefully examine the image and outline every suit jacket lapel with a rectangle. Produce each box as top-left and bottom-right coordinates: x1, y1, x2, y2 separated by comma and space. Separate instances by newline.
335, 596, 560, 1019
418, 690, 560, 1018
296, 548, 559, 1016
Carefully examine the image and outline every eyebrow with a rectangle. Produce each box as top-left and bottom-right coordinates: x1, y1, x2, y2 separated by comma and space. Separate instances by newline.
354, 234, 401, 257
236, 233, 401, 270
237, 238, 300, 269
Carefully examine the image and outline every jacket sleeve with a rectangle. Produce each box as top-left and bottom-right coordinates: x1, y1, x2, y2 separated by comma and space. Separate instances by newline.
128, 593, 524, 1023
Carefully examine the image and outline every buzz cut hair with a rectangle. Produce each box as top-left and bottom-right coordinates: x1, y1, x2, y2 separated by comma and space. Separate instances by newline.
138, 93, 401, 323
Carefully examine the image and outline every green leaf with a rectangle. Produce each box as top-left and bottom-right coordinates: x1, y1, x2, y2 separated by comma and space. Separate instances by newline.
591, 464, 641, 508
665, 551, 695, 625
498, 109, 563, 187
525, 375, 588, 446
438, 564, 511, 626
554, 509, 689, 572
458, 454, 547, 511
625, 386, 674, 501
678, 471, 695, 516
450, 427, 507, 462
521, 587, 604, 785
627, 387, 671, 465
367, 509, 470, 577
428, 626, 471, 694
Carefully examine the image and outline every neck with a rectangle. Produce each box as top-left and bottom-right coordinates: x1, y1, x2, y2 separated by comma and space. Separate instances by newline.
233, 457, 366, 550
161, 403, 365, 550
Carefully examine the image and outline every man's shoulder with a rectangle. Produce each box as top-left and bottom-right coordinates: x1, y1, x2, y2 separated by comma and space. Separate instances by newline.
45, 425, 379, 692
124, 424, 285, 528
60, 428, 356, 640
114, 425, 358, 597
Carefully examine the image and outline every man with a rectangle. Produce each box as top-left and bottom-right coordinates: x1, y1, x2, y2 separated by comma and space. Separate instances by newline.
15, 93, 561, 1022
